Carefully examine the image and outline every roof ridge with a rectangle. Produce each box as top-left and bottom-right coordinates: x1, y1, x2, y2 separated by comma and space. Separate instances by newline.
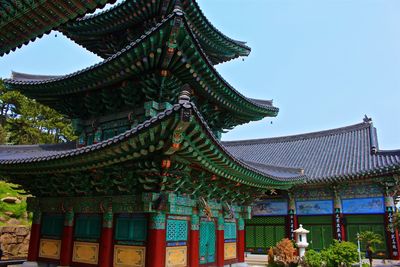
223, 121, 371, 146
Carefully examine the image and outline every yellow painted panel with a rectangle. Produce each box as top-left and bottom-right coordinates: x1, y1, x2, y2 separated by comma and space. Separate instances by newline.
165, 246, 187, 267
38, 239, 61, 260
72, 241, 99, 265
113, 245, 146, 267
224, 242, 237, 260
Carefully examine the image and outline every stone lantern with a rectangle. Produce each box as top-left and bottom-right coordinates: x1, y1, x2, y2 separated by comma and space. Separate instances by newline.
294, 224, 309, 257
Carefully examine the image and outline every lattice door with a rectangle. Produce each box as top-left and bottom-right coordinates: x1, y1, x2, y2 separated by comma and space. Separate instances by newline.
199, 221, 216, 264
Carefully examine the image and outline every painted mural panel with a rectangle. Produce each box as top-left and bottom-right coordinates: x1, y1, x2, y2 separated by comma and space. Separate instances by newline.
296, 200, 333, 215
38, 239, 61, 259
342, 197, 384, 214
113, 245, 145, 267
252, 200, 288, 216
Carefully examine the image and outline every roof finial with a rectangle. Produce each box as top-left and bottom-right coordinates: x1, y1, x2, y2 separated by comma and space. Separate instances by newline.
363, 115, 372, 123
178, 84, 191, 104
173, 0, 183, 14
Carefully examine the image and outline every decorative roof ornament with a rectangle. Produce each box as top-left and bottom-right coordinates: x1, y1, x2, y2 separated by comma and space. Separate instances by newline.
199, 197, 212, 221
363, 115, 372, 123
178, 85, 191, 104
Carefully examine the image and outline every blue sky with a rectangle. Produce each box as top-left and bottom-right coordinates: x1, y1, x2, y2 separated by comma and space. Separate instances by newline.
1, 0, 399, 149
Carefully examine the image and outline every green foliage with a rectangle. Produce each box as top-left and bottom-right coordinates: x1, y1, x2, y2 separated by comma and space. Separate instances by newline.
0, 181, 30, 226
0, 79, 75, 144
324, 240, 359, 266
0, 125, 7, 144
358, 230, 383, 252
304, 249, 323, 267
392, 211, 400, 232
304, 240, 359, 267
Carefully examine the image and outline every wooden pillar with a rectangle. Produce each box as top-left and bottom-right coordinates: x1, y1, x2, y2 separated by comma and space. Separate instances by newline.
216, 214, 225, 267
384, 195, 400, 259
147, 212, 166, 267
27, 211, 41, 262
60, 209, 74, 266
99, 209, 114, 267
288, 193, 298, 240
189, 211, 199, 267
333, 189, 345, 241
237, 217, 245, 263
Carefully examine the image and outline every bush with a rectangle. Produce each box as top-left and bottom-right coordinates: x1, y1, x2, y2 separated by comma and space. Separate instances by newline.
304, 249, 323, 267
304, 240, 358, 267
273, 238, 298, 267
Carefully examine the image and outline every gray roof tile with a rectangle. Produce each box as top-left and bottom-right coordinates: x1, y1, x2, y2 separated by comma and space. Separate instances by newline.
223, 120, 400, 182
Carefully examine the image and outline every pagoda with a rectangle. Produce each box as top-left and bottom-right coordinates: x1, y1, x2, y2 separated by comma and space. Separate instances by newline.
0, 1, 305, 266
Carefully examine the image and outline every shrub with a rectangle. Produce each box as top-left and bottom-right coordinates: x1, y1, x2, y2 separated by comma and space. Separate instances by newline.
323, 240, 359, 267
273, 238, 298, 267
304, 249, 323, 267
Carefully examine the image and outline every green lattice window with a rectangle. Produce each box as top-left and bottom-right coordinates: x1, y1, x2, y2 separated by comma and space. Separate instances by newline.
245, 225, 286, 253
307, 225, 333, 250
166, 219, 188, 242
115, 215, 147, 242
200, 221, 216, 264
74, 214, 101, 240
224, 222, 236, 240
41, 213, 63, 238
345, 215, 387, 256
247, 216, 286, 225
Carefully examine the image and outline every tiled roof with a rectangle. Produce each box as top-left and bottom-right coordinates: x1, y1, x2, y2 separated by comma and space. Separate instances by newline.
223, 119, 400, 183
0, 143, 75, 161
4, 11, 278, 125
0, 102, 306, 185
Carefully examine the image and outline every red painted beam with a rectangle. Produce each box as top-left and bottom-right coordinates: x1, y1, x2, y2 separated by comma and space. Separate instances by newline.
27, 223, 41, 262
147, 213, 166, 267
216, 227, 224, 266
59, 225, 74, 265
99, 211, 114, 267
189, 228, 199, 267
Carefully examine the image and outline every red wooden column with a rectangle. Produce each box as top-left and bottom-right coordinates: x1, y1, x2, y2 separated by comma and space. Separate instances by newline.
189, 210, 199, 267
147, 212, 166, 267
288, 194, 298, 241
27, 211, 41, 262
237, 218, 245, 263
99, 209, 114, 267
333, 190, 346, 242
59, 209, 74, 266
216, 215, 225, 267
384, 195, 400, 259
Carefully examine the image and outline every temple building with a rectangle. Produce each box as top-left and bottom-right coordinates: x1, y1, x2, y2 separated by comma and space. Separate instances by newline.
0, 1, 304, 267
224, 117, 400, 259
0, 0, 400, 266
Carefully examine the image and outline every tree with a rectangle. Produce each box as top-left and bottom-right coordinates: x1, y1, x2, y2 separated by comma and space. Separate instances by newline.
273, 238, 298, 267
358, 230, 383, 252
0, 79, 75, 144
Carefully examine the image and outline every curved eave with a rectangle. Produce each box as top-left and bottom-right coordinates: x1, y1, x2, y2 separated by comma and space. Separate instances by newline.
0, 103, 304, 189
5, 12, 277, 123
60, 0, 250, 64
0, 0, 114, 56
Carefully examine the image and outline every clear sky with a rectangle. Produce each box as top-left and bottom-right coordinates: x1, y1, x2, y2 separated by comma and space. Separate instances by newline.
1, 0, 399, 149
